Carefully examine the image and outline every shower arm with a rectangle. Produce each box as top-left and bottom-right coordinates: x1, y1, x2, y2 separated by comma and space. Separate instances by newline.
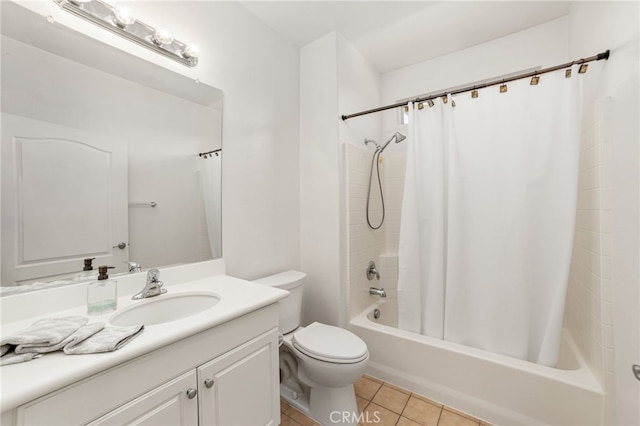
364, 138, 380, 150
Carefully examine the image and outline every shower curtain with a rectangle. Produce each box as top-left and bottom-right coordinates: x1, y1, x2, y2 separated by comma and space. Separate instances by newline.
398, 66, 583, 366
201, 154, 222, 259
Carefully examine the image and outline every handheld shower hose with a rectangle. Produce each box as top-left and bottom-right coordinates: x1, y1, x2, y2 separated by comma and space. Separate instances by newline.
365, 132, 406, 230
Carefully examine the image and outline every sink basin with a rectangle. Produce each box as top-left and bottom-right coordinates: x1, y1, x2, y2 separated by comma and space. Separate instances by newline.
110, 292, 220, 326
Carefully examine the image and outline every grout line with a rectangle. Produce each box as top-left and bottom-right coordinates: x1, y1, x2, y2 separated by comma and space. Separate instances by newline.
435, 407, 443, 426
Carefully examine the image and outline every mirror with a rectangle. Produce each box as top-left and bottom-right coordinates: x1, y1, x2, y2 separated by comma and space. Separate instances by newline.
1, 2, 223, 293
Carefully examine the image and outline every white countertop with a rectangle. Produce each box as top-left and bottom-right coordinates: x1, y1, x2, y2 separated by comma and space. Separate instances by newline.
0, 272, 288, 411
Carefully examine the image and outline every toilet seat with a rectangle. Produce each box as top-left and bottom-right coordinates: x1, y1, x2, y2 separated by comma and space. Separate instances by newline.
292, 322, 368, 364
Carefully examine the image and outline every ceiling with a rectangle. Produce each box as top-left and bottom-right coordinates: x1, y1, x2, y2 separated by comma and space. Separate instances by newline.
239, 1, 572, 73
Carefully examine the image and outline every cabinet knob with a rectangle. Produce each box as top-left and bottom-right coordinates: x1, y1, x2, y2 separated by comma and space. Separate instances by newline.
186, 388, 198, 399
204, 378, 214, 389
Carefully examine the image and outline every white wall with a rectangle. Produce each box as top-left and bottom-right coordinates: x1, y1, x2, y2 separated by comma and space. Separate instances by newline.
12, 1, 301, 280
568, 2, 640, 424
299, 33, 341, 327
337, 35, 383, 325
379, 16, 570, 154
300, 33, 382, 327
192, 2, 301, 279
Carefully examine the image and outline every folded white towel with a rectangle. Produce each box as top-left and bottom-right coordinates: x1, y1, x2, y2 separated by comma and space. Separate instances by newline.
0, 351, 43, 366
1, 316, 88, 356
15, 322, 105, 354
64, 325, 144, 355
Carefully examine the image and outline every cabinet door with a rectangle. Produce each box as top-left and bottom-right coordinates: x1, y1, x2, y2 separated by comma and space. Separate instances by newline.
87, 370, 198, 426
198, 330, 280, 426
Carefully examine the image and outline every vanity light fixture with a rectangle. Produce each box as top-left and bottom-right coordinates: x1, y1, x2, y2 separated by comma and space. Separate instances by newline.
53, 0, 199, 67
152, 28, 174, 46
113, 6, 135, 28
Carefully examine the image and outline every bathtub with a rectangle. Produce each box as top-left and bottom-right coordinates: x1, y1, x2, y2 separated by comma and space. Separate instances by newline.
350, 300, 604, 426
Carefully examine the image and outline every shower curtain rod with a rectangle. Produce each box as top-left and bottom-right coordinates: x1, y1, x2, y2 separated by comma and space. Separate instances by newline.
341, 50, 610, 121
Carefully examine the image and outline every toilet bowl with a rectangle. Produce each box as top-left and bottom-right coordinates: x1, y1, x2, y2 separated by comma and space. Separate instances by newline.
254, 271, 369, 426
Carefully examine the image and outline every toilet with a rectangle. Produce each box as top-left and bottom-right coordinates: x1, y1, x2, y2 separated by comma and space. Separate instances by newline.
254, 270, 368, 426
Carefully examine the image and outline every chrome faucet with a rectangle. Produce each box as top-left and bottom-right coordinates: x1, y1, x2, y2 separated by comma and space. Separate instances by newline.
132, 269, 167, 300
126, 261, 141, 273
369, 287, 387, 298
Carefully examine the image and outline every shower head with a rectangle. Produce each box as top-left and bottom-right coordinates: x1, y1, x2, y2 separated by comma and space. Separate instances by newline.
394, 132, 407, 143
379, 132, 406, 153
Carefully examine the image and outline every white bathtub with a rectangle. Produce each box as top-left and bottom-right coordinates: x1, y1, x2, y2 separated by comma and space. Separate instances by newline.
350, 300, 604, 426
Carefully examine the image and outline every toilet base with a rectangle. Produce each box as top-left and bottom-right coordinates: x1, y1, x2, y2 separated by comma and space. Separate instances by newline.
280, 382, 359, 426
280, 384, 312, 416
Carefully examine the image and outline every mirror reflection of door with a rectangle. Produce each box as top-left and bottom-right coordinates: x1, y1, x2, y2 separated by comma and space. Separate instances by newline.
1, 2, 223, 293
1, 113, 129, 285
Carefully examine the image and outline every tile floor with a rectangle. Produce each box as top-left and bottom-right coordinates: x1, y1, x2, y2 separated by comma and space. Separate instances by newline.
280, 375, 492, 426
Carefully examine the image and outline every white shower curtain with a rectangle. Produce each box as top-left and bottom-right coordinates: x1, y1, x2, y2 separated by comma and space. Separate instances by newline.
398, 66, 583, 366
201, 154, 222, 259
398, 100, 450, 338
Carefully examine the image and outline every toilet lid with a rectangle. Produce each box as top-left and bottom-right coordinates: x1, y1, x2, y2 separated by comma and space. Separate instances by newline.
292, 322, 368, 364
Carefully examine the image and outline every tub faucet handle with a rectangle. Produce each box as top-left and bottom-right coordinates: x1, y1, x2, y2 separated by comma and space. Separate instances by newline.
367, 261, 380, 281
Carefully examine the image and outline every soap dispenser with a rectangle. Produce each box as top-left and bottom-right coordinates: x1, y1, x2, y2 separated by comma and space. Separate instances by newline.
73, 257, 98, 282
87, 266, 117, 315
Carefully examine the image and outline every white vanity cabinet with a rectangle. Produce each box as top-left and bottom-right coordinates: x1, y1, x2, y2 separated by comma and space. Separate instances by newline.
197, 331, 277, 425
88, 370, 199, 426
89, 331, 278, 426
7, 305, 281, 426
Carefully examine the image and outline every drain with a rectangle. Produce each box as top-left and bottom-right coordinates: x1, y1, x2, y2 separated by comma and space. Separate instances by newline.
373, 308, 381, 320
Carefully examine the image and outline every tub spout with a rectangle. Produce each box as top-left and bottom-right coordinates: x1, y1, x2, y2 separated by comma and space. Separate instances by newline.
369, 287, 387, 298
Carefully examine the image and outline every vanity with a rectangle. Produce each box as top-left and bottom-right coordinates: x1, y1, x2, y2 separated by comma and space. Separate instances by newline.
0, 260, 288, 425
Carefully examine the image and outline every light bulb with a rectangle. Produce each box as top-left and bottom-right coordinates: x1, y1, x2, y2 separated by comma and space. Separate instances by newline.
152, 29, 174, 45
113, 6, 135, 27
183, 44, 199, 59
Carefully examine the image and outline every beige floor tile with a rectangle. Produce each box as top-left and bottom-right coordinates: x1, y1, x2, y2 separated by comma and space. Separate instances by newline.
355, 376, 383, 400
480, 422, 494, 426
362, 402, 400, 426
357, 395, 370, 414
401, 396, 442, 426
280, 413, 302, 426
371, 384, 411, 414
397, 416, 423, 426
438, 410, 480, 426
285, 407, 316, 426
281, 398, 291, 413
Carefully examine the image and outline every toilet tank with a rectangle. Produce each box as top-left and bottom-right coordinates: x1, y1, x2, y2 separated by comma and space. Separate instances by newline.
254, 270, 306, 334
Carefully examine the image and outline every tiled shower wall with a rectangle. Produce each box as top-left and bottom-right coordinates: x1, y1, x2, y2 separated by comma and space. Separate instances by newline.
564, 97, 614, 400
346, 143, 405, 319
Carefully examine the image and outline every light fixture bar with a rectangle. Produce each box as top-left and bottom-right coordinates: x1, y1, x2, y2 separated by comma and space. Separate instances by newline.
53, 0, 198, 67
